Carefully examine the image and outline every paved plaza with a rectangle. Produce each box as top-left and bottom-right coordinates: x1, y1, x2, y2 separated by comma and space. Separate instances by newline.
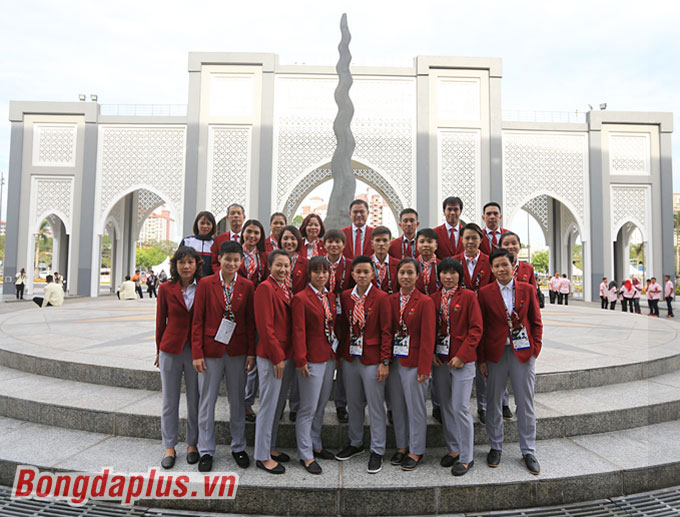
0, 298, 678, 514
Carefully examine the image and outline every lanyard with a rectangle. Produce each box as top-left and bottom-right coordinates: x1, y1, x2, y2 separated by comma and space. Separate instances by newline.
245, 250, 264, 283
329, 256, 346, 293
269, 236, 278, 250
221, 274, 236, 320
399, 292, 411, 330
349, 291, 367, 339
402, 237, 415, 258
316, 291, 334, 343
438, 287, 457, 335
501, 283, 520, 331
373, 256, 393, 294
419, 258, 439, 294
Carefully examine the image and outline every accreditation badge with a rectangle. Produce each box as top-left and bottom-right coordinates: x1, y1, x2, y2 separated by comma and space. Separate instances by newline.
435, 334, 450, 357
349, 335, 364, 357
393, 332, 410, 357
329, 331, 339, 354
511, 326, 531, 351
215, 318, 237, 345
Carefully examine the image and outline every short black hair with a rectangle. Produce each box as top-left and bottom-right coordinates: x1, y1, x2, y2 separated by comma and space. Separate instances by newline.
462, 222, 483, 240
349, 199, 369, 211
499, 231, 521, 247
483, 201, 502, 214
268, 249, 291, 268
219, 240, 243, 256
270, 212, 287, 224
46, 274, 54, 283
307, 256, 330, 275
437, 258, 464, 287
170, 246, 202, 283
227, 203, 245, 216
323, 228, 346, 244
489, 247, 514, 266
372, 225, 392, 239
442, 196, 464, 212
125, 275, 131, 280
352, 255, 373, 270
397, 257, 419, 274
416, 228, 438, 242
399, 208, 418, 220
192, 210, 217, 237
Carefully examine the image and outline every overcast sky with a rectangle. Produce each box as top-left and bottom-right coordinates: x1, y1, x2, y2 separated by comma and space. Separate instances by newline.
1, 0, 678, 225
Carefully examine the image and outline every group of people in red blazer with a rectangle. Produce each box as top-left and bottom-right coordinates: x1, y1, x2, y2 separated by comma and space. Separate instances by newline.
155, 196, 543, 479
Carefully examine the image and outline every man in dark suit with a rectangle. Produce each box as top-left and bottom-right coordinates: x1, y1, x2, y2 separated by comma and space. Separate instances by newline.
434, 197, 465, 259
479, 202, 509, 256
477, 248, 542, 475
342, 199, 374, 259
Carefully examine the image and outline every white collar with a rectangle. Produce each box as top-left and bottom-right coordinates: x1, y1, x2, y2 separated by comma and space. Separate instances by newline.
352, 223, 366, 233
485, 227, 499, 235
445, 221, 459, 232
497, 278, 514, 291
373, 254, 389, 265
328, 255, 343, 265
309, 284, 328, 295
219, 270, 238, 285
352, 283, 373, 298
402, 234, 416, 242
465, 251, 481, 262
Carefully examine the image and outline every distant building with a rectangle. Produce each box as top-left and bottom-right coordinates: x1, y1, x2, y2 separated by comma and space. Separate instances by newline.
0, 221, 5, 237
139, 209, 173, 243
673, 193, 680, 212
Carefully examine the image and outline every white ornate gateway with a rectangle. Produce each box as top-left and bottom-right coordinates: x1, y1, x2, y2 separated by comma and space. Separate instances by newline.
4, 53, 674, 300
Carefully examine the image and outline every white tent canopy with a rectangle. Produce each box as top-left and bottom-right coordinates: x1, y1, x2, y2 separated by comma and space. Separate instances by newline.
151, 257, 170, 276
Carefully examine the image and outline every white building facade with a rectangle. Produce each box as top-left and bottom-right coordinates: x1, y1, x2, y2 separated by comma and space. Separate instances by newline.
4, 53, 674, 300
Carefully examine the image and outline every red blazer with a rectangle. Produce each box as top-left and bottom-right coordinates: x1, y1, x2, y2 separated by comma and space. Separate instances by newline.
430, 288, 482, 364
342, 225, 374, 259
292, 286, 337, 367
389, 289, 436, 376
156, 280, 195, 354
389, 236, 419, 260
479, 227, 510, 256
191, 273, 255, 359
477, 280, 542, 364
371, 255, 399, 295
264, 235, 279, 253
415, 257, 440, 295
454, 252, 494, 293
302, 239, 327, 259
254, 277, 292, 364
210, 231, 241, 273
238, 250, 269, 288
434, 223, 464, 259
515, 261, 537, 288
290, 254, 308, 294
340, 286, 392, 365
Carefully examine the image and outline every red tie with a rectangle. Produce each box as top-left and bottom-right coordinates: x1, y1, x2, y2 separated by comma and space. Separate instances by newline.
405, 238, 412, 258
232, 232, 240, 242
491, 231, 498, 248
354, 227, 362, 256
449, 228, 457, 250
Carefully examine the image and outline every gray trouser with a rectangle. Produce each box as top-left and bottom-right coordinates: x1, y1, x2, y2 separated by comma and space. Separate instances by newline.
432, 362, 475, 463
159, 342, 199, 449
245, 365, 258, 406
486, 346, 536, 454
198, 354, 246, 456
387, 361, 427, 455
289, 374, 300, 412
296, 359, 335, 460
343, 359, 386, 455
335, 361, 347, 409
254, 357, 295, 461
476, 362, 509, 411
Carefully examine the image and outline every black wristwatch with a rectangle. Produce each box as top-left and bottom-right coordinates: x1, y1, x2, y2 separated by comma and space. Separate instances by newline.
382, 359, 390, 366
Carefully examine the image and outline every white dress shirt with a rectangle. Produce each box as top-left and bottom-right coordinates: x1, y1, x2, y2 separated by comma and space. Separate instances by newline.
445, 221, 459, 248
464, 251, 481, 278
182, 280, 197, 310
352, 224, 366, 254
498, 278, 514, 345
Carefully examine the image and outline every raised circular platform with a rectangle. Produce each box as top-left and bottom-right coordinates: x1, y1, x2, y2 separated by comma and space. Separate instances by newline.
0, 297, 678, 515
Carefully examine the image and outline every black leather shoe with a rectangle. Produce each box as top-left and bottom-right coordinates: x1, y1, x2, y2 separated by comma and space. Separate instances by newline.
336, 407, 348, 423
300, 459, 322, 475
256, 460, 285, 474
335, 445, 365, 461
198, 454, 213, 472
289, 411, 297, 422
400, 455, 422, 471
186, 451, 200, 465
452, 460, 474, 476
502, 405, 513, 421
523, 453, 540, 475
486, 449, 502, 468
161, 454, 175, 469
367, 452, 383, 474
313, 449, 335, 460
440, 453, 459, 468
387, 410, 393, 425
390, 451, 406, 465
477, 409, 486, 424
432, 405, 442, 424
232, 450, 250, 468
271, 451, 290, 463
245, 412, 256, 423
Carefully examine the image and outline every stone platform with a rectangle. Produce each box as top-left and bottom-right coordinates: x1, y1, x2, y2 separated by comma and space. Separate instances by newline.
0, 298, 678, 515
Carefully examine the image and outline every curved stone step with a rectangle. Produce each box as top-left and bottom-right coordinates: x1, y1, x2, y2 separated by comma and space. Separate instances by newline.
1, 364, 680, 448
0, 415, 678, 515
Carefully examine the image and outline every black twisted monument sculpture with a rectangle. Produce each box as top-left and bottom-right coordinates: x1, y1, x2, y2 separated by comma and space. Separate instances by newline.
324, 13, 356, 230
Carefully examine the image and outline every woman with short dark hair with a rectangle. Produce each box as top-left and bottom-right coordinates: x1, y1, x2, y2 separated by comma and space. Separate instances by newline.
180, 211, 217, 278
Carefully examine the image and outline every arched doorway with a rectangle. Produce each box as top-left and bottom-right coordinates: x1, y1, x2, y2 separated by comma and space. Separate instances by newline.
25, 213, 70, 296
282, 160, 404, 232
613, 221, 646, 283
97, 187, 176, 294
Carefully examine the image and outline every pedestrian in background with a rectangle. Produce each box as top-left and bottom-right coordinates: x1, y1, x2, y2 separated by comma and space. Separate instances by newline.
15, 268, 27, 300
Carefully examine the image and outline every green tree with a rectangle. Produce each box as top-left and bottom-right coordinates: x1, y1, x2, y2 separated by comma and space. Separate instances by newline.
34, 220, 51, 277
531, 250, 549, 273
135, 240, 178, 270
101, 234, 112, 269
292, 215, 303, 228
